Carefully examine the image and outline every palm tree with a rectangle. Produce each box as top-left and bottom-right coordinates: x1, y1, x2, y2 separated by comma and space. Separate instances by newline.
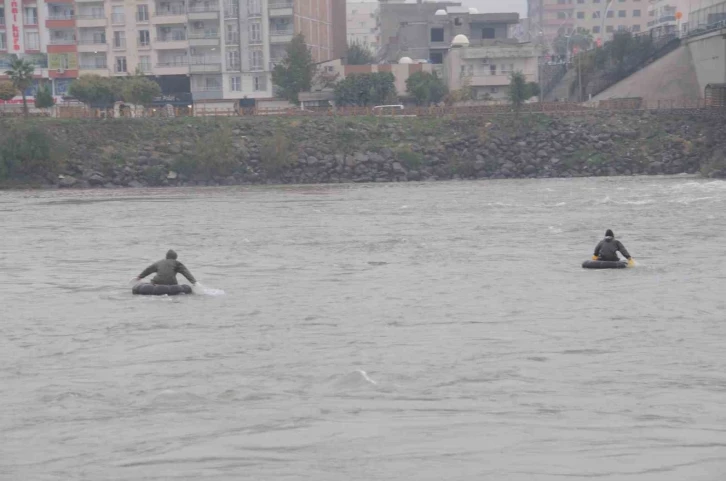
5, 57, 36, 116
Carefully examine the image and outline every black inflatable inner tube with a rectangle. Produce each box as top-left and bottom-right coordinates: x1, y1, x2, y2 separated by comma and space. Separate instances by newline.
582, 260, 628, 269
132, 283, 193, 295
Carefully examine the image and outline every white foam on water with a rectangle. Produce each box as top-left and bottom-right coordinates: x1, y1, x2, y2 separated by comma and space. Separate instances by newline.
192, 282, 226, 297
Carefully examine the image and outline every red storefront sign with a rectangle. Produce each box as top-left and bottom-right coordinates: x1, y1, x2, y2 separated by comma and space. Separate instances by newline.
11, 0, 21, 51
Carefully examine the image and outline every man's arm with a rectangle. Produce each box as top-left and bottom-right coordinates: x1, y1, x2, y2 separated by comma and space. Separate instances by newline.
137, 262, 158, 279
593, 240, 603, 257
617, 240, 631, 259
177, 262, 197, 284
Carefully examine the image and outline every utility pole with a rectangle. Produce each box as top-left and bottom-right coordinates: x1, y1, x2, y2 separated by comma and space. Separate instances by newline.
578, 53, 583, 102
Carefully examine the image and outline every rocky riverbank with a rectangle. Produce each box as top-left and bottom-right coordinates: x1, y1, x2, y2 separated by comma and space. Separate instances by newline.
1, 111, 724, 189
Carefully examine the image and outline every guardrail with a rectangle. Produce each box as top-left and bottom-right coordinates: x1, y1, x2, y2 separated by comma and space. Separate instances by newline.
31, 98, 726, 120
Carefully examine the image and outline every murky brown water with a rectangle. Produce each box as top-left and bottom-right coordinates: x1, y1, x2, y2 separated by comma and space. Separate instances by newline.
1, 176, 725, 480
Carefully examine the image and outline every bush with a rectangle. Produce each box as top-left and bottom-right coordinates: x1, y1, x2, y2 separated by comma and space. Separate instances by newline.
396, 147, 425, 170
0, 123, 65, 180
170, 126, 238, 180
260, 132, 293, 175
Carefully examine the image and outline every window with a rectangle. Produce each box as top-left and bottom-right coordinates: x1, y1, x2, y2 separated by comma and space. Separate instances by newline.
632, 24, 641, 32
0, 33, 7, 51
113, 31, 125, 48
139, 55, 151, 72
606, 25, 614, 32
249, 21, 261, 43
430, 28, 444, 42
58, 54, 70, 69
617, 24, 627, 30
24, 7, 38, 25
25, 31, 40, 50
115, 56, 127, 73
607, 10, 614, 17
250, 48, 263, 70
253, 74, 266, 91
93, 30, 106, 43
482, 27, 495, 39
557, 0, 566, 4
430, 52, 443, 64
633, 9, 641, 16
577, 0, 584, 3
593, 11, 600, 18
230, 76, 241, 91
138, 30, 150, 46
248, 0, 261, 15
577, 11, 584, 18
137, 5, 149, 22
490, 87, 498, 93
592, 26, 601, 33
489, 64, 496, 75
226, 49, 240, 69
618, 10, 626, 17
501, 63, 513, 74
593, 0, 601, 3
557, 11, 567, 19
112, 6, 124, 23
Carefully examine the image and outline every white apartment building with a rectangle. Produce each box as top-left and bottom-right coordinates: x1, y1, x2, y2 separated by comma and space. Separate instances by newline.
2, 0, 346, 106
346, 0, 379, 53
647, 0, 690, 36
443, 35, 541, 100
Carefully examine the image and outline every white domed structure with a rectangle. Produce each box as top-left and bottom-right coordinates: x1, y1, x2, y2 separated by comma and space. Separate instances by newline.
468, 7, 479, 13
451, 34, 470, 48
398, 56, 413, 64
434, 9, 447, 15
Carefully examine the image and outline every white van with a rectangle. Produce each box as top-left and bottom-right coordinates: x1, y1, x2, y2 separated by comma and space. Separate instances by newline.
371, 104, 415, 117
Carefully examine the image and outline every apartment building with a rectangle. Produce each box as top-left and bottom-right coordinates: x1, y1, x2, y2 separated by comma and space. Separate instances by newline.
378, 1, 520, 64
528, 0, 648, 47
647, 0, 689, 36
1, 0, 346, 107
443, 34, 541, 100
347, 0, 379, 53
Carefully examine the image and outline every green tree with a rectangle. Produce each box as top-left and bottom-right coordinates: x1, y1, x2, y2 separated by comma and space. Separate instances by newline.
346, 41, 374, 65
4, 56, 36, 116
508, 71, 529, 112
526, 82, 541, 99
68, 75, 120, 107
272, 33, 316, 104
121, 76, 161, 106
34, 84, 55, 109
334, 72, 396, 106
0, 81, 17, 101
609, 31, 634, 67
405, 71, 448, 106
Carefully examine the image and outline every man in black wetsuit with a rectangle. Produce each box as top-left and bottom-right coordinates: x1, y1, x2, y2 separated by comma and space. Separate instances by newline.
136, 249, 197, 285
593, 229, 634, 266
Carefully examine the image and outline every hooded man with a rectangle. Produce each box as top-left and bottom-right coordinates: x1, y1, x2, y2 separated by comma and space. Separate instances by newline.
593, 229, 634, 265
136, 250, 197, 286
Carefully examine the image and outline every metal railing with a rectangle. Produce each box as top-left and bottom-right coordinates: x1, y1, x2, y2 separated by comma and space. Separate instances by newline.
136, 13, 150, 22
78, 38, 107, 44
112, 39, 127, 49
49, 37, 77, 45
111, 13, 125, 24
79, 63, 108, 69
188, 4, 219, 12
157, 60, 189, 67
156, 35, 187, 42
188, 32, 220, 39
224, 8, 239, 18
76, 14, 106, 20
270, 28, 294, 36
225, 33, 240, 44
155, 6, 186, 15
269, 0, 293, 7
47, 14, 75, 21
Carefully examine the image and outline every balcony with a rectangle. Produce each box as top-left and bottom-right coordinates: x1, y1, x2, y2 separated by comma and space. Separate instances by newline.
0, 17, 5, 26
152, 7, 186, 24
76, 14, 107, 27
154, 36, 188, 49
138, 40, 152, 50
156, 60, 189, 75
77, 39, 109, 52
188, 5, 219, 20
46, 14, 75, 29
225, 33, 240, 45
269, 0, 293, 17
467, 72, 535, 87
48, 36, 77, 45
23, 16, 38, 26
224, 7, 239, 19
270, 28, 294, 43
188, 32, 220, 46
79, 62, 108, 70
190, 56, 221, 73
111, 13, 125, 24
226, 60, 241, 71
191, 86, 224, 101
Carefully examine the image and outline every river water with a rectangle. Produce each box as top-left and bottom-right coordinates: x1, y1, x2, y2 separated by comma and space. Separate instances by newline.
1, 176, 725, 481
